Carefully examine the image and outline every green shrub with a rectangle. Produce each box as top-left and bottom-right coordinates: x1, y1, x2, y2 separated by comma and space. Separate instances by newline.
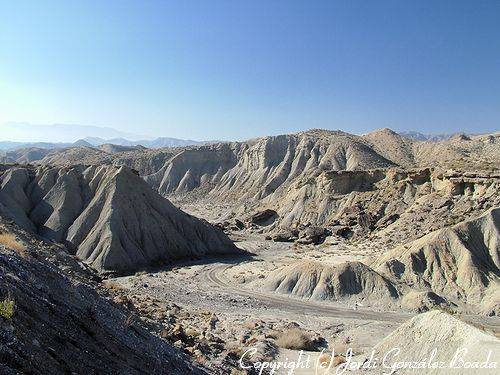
0, 298, 15, 319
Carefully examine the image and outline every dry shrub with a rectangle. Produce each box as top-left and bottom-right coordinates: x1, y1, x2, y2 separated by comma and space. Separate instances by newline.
242, 320, 259, 330
318, 353, 331, 367
103, 281, 124, 291
0, 232, 27, 255
184, 327, 200, 338
265, 329, 280, 339
331, 356, 346, 367
226, 342, 245, 357
317, 353, 347, 370
275, 328, 314, 350
331, 341, 361, 357
113, 295, 129, 305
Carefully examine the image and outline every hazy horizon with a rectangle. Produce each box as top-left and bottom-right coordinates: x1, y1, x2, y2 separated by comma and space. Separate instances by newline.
0, 122, 495, 144
1, 1, 499, 140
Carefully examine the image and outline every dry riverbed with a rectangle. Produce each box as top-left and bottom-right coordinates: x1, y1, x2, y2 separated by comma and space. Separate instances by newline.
103, 233, 413, 374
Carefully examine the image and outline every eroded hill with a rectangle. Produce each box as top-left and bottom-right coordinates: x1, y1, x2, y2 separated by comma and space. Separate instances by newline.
0, 165, 239, 274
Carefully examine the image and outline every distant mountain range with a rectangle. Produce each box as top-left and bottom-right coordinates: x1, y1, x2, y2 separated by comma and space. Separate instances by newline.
0, 123, 211, 150
0, 137, 206, 151
0, 122, 148, 142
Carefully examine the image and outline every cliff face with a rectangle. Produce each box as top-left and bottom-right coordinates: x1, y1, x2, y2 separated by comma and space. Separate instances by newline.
0, 165, 239, 274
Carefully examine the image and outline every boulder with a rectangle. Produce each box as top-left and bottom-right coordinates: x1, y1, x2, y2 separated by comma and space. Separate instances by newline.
250, 209, 278, 225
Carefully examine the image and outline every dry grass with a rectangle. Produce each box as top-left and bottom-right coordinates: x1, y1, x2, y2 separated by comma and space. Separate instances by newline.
0, 232, 27, 255
123, 313, 135, 328
275, 328, 314, 350
331, 339, 362, 357
265, 329, 280, 339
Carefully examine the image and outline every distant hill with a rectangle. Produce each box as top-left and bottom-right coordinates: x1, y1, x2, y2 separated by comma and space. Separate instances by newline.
0, 141, 79, 151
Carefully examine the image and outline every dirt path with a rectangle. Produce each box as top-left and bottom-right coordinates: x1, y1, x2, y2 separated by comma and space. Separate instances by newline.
201, 260, 411, 323
200, 258, 500, 334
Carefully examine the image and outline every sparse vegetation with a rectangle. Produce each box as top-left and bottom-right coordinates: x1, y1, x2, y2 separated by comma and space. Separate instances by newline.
0, 232, 27, 255
275, 328, 314, 350
0, 297, 15, 320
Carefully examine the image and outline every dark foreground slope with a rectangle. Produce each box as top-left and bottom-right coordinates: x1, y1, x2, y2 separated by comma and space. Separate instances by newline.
0, 222, 204, 374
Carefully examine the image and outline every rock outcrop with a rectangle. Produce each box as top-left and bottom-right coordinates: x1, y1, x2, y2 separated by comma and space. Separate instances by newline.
243, 166, 498, 245
9, 129, 499, 248
0, 165, 239, 274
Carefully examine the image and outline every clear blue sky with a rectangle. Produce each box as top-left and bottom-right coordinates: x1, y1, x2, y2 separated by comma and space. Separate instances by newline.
1, 0, 499, 141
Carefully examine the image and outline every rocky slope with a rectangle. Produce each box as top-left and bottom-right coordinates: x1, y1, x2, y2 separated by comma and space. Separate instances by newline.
413, 132, 500, 170
364, 129, 500, 170
223, 168, 499, 249
139, 130, 499, 240
97, 143, 146, 153
372, 207, 500, 314
0, 165, 238, 274
0, 221, 203, 374
144, 128, 498, 201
